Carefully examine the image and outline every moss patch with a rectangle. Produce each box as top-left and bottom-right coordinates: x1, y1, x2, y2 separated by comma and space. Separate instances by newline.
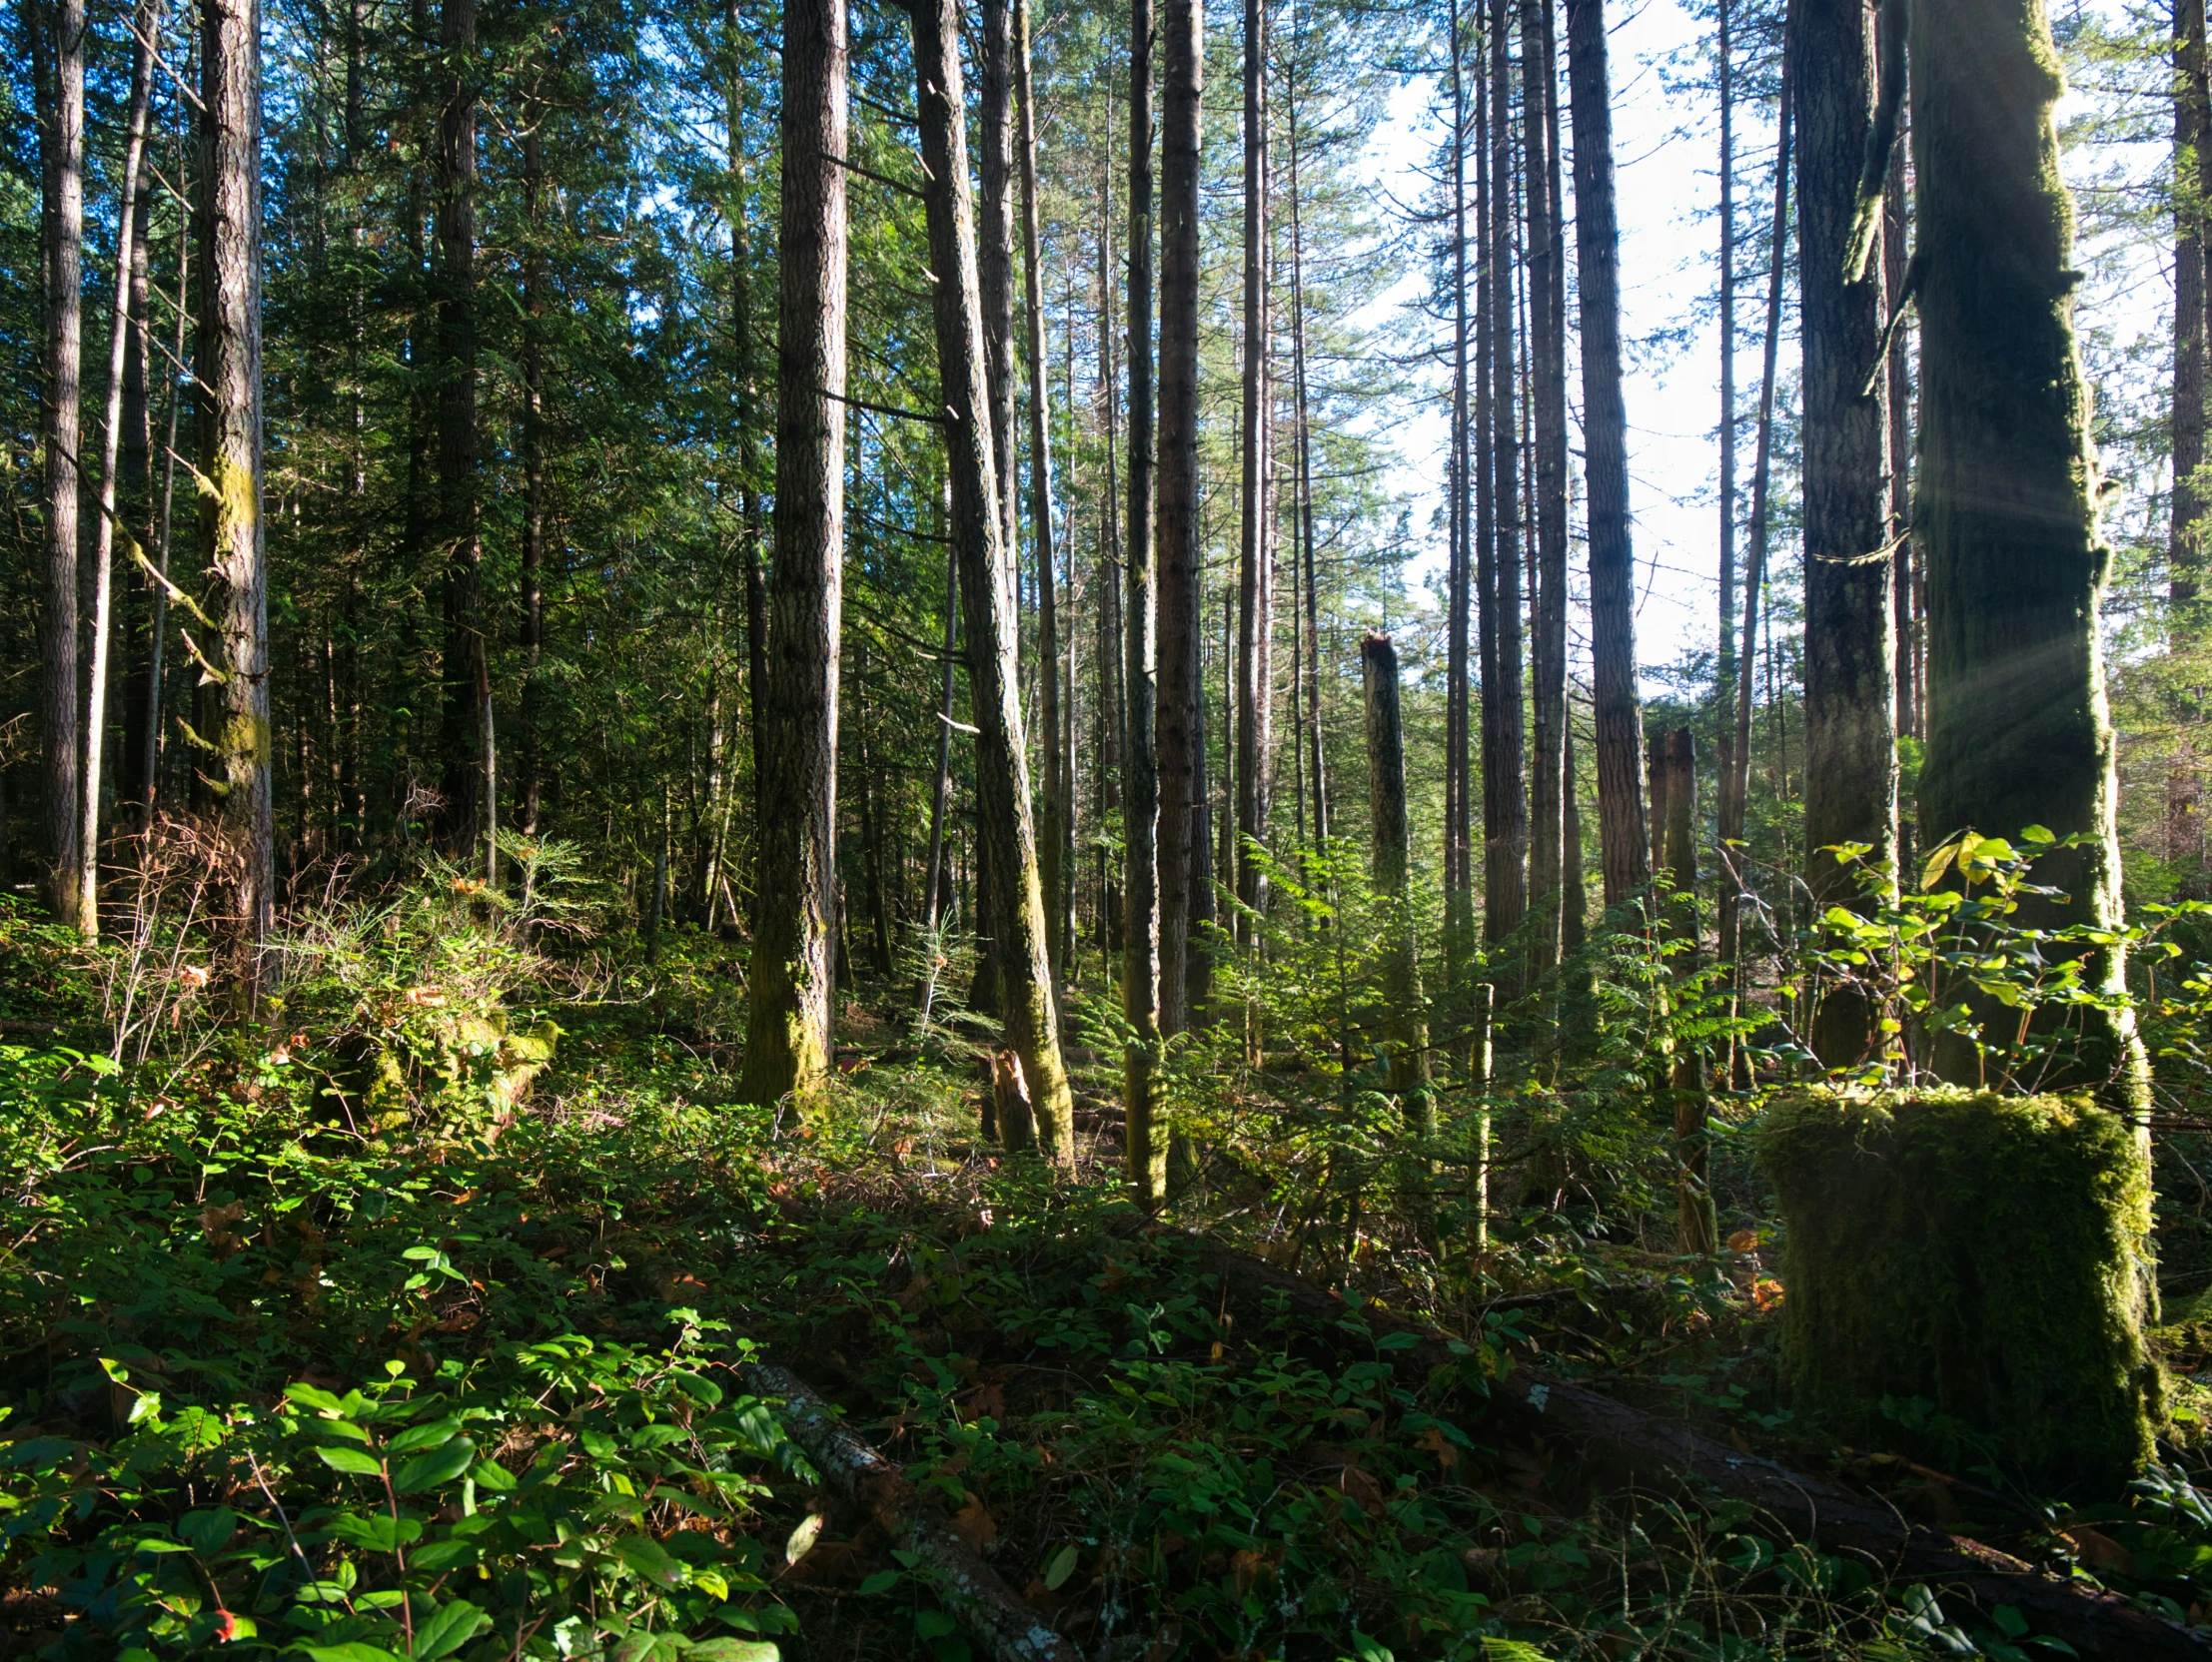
1758, 1089, 2161, 1491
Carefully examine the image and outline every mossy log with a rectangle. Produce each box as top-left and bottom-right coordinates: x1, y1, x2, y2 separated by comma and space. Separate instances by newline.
741, 1361, 1084, 1662
1180, 1233, 2209, 1662
1759, 1089, 2161, 1491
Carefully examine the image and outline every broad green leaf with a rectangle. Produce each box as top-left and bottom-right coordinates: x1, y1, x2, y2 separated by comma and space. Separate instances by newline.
1043, 1543, 1080, 1591
326, 1511, 424, 1552
408, 1537, 480, 1573
179, 1507, 237, 1554
285, 1383, 349, 1416
297, 1645, 403, 1662
316, 1446, 385, 1476
611, 1533, 686, 1587
386, 1417, 463, 1456
685, 1644, 778, 1662
467, 1457, 517, 1491
411, 1599, 492, 1661
856, 1570, 901, 1596
393, 1439, 476, 1494
690, 1569, 729, 1601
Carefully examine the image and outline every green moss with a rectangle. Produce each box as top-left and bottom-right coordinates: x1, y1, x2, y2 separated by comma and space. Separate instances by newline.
1758, 1088, 2162, 1491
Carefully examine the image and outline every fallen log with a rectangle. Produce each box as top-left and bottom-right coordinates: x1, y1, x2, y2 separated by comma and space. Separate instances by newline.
1188, 1239, 2211, 1662
740, 1361, 1084, 1662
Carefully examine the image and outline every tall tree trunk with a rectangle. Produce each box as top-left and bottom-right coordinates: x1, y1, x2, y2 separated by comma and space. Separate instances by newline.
1565, 0, 1650, 907
1446, 0, 1475, 986
1524, 0, 1569, 975
521, 114, 548, 837
979, 0, 1020, 616
1290, 60, 1328, 854
1158, 0, 1210, 1034
1016, 0, 1065, 986
434, 0, 489, 871
1125, 0, 1167, 1203
142, 177, 188, 829
1720, 34, 1792, 972
1657, 727, 1714, 1251
1235, 0, 1274, 947
1363, 633, 1430, 1097
119, 140, 154, 818
1913, 0, 2150, 1113
909, 0, 1078, 1163
1798, 0, 1896, 1067
199, 0, 272, 953
1885, 115, 1916, 751
39, 0, 85, 928
1715, 0, 1738, 842
919, 500, 958, 1024
1097, 117, 1125, 960
728, 11, 767, 830
78, 1, 158, 937
741, 0, 845, 1111
1484, 0, 1529, 951
2174, 0, 2208, 860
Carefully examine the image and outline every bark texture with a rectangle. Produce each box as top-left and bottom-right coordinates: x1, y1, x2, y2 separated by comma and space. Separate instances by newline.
40, 0, 85, 928
1524, 0, 1570, 973
1235, 0, 1273, 946
1363, 634, 1430, 1097
909, 0, 1077, 1165
435, 0, 487, 862
1912, 0, 2150, 1112
1797, 0, 1897, 1068
1483, 0, 1529, 952
1564, 0, 1650, 908
199, 0, 273, 949
741, 0, 845, 1111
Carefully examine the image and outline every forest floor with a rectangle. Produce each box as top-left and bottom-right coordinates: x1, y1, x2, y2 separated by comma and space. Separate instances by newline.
6, 898, 2212, 1662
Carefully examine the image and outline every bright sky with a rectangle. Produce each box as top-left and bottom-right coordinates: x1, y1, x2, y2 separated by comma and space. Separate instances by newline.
1356, 0, 2172, 686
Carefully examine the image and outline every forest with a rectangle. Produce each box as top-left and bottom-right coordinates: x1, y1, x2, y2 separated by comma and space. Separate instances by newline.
11, 0, 2212, 1650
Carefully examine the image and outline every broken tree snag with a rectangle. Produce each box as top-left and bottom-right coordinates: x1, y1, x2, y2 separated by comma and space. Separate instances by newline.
1180, 1237, 2211, 1662
992, 1047, 1037, 1151
740, 1362, 1085, 1662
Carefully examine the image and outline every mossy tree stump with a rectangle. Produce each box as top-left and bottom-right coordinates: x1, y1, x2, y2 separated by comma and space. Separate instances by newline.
1759, 1089, 2161, 1491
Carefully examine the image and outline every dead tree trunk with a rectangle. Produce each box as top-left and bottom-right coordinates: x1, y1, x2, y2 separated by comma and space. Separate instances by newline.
1364, 634, 1430, 1099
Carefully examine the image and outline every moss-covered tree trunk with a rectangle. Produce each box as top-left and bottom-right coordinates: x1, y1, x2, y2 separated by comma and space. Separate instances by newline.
1797, 0, 1896, 1068
909, 0, 1077, 1167
1911, 0, 2149, 1113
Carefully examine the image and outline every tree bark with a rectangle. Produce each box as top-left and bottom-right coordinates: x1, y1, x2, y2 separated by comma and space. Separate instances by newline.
435, 0, 487, 867
78, 1, 158, 938
521, 114, 548, 838
39, 0, 85, 928
2173, 0, 2207, 860
1524, 0, 1570, 974
1364, 634, 1430, 1098
1913, 0, 2151, 1113
979, 0, 1021, 613
909, 0, 1078, 1164
1715, 0, 1738, 855
1016, 0, 1065, 988
1484, 0, 1529, 950
199, 0, 273, 952
1125, 0, 1168, 1202
1236, 0, 1274, 950
1798, 0, 1897, 1068
741, 0, 845, 1111
1157, 0, 1207, 1034
1446, 0, 1475, 987
1564, 0, 1650, 908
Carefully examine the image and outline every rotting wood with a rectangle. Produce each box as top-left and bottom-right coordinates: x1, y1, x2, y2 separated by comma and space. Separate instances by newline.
1182, 1236, 2212, 1662
741, 1361, 1086, 1662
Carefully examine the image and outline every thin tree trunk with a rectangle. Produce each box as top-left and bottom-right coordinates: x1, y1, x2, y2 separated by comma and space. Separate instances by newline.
919, 502, 958, 1025
1912, 0, 2150, 1113
1798, 0, 1896, 1067
1720, 36, 1792, 972
143, 173, 188, 830
979, 0, 1020, 617
78, 1, 158, 938
1016, 0, 1065, 986
1524, 0, 1569, 975
1657, 727, 1714, 1250
1289, 46, 1327, 854
1363, 634, 1430, 1098
521, 114, 547, 837
40, 0, 86, 928
1157, 0, 1206, 1034
199, 0, 272, 954
1565, 0, 1650, 907
1446, 0, 1475, 986
1125, 0, 1167, 1204
1714, 0, 1738, 848
434, 0, 487, 867
741, 0, 845, 1111
2174, 0, 2207, 859
1096, 118, 1124, 960
1235, 0, 1273, 947
854, 641, 893, 976
1484, 0, 1529, 952
909, 0, 1078, 1163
